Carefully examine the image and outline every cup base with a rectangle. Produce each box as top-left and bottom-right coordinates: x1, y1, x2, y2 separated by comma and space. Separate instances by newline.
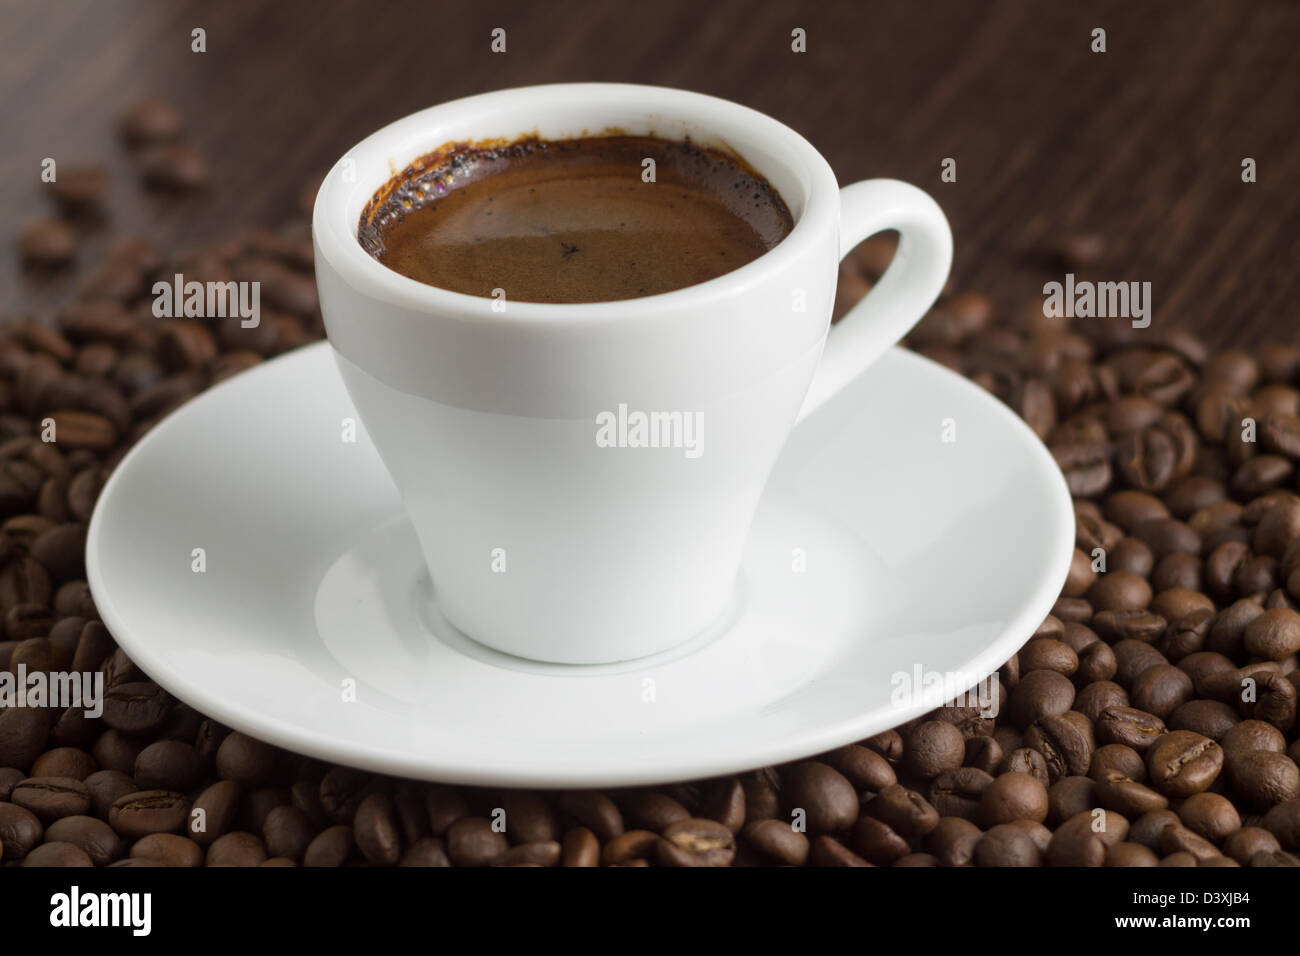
416, 568, 747, 671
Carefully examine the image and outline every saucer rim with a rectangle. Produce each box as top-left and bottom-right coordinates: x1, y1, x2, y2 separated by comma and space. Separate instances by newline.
86, 341, 1074, 787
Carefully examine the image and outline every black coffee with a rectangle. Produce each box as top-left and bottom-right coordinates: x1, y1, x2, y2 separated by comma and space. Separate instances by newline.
358, 134, 793, 303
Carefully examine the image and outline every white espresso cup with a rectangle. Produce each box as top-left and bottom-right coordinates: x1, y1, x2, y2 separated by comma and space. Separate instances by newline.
313, 83, 952, 664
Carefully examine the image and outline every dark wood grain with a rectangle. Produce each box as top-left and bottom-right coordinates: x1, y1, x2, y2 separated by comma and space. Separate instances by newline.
2, 0, 1298, 346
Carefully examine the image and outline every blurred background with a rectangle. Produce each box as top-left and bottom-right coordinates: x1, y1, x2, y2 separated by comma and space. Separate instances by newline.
2, 0, 1298, 343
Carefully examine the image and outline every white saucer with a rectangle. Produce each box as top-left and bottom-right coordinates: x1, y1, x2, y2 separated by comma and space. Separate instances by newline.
86, 342, 1072, 788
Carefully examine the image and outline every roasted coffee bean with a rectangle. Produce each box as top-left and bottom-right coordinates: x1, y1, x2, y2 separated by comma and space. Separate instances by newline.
10, 776, 91, 822
207, 831, 267, 866
781, 761, 858, 833
119, 97, 183, 145
557, 790, 624, 841
1168, 698, 1239, 740
353, 792, 401, 866
46, 814, 123, 866
1146, 731, 1224, 797
1091, 743, 1148, 782
808, 834, 872, 867
1093, 610, 1166, 644
216, 732, 276, 788
851, 816, 911, 866
1008, 669, 1076, 728
928, 767, 993, 819
83, 770, 135, 820
657, 818, 736, 866
399, 837, 451, 867
1130, 664, 1194, 718
1000, 747, 1050, 787
1262, 799, 1300, 849
303, 825, 353, 867
1024, 713, 1093, 781
500, 792, 559, 843
904, 721, 966, 779
445, 817, 508, 867
1106, 842, 1160, 867
138, 144, 210, 191
742, 819, 809, 866
1048, 776, 1097, 825
134, 740, 202, 791
618, 791, 690, 833
979, 771, 1049, 826
699, 778, 745, 833
1095, 770, 1169, 816
825, 744, 896, 792
1227, 751, 1300, 810
1097, 706, 1167, 751
101, 681, 170, 733
1223, 826, 1281, 864
0, 801, 44, 859
30, 747, 96, 780
867, 784, 939, 838
131, 832, 204, 867
109, 790, 188, 839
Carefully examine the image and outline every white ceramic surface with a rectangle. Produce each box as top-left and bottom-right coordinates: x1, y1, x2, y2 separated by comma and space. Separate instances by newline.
313, 83, 953, 663
86, 342, 1073, 788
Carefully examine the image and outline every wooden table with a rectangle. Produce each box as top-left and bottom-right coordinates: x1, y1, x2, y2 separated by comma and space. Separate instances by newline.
2, 0, 1298, 345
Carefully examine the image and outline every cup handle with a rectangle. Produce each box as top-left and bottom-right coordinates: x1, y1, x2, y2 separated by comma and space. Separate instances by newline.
795, 179, 953, 424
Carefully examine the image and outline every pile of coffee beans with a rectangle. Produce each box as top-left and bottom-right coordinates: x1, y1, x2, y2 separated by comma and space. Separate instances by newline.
2, 99, 1299, 866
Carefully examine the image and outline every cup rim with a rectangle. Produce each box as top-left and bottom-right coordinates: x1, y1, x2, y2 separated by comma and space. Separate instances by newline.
312, 82, 839, 325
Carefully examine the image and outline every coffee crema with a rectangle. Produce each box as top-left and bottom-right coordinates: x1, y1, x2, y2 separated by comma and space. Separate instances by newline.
358, 134, 794, 303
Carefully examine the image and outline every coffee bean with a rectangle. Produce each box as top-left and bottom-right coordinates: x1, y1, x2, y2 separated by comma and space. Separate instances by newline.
617, 791, 690, 833
1095, 770, 1169, 816
1008, 669, 1076, 728
804, 834, 870, 867
46, 814, 123, 865
1146, 731, 1224, 797
303, 825, 353, 867
825, 744, 896, 792
557, 790, 623, 842
445, 816, 508, 866
1223, 826, 1281, 864
0, 698, 48, 769
119, 97, 183, 146
102, 681, 170, 733
1048, 775, 1097, 825
399, 837, 451, 867
1097, 706, 1167, 751
131, 832, 204, 867
109, 790, 188, 840
1227, 751, 1300, 810
1024, 712, 1093, 781
904, 721, 966, 779
560, 826, 599, 867
781, 761, 858, 833
207, 831, 267, 866
979, 771, 1049, 827
0, 801, 44, 859
742, 819, 809, 866
215, 732, 276, 788
134, 739, 202, 791
138, 144, 210, 191
83, 770, 135, 819
861, 785, 935, 840
928, 767, 993, 820
1130, 664, 1194, 718
18, 218, 76, 267
1261, 798, 1300, 849
10, 776, 90, 821
30, 747, 96, 780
